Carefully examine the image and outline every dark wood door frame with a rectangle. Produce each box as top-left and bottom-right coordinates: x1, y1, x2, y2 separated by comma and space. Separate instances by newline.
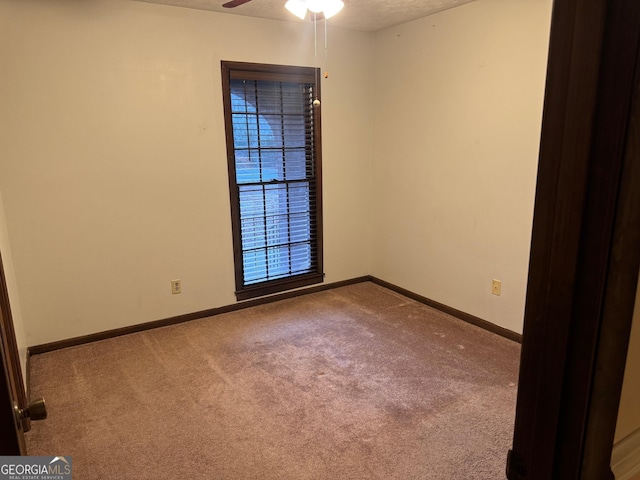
508, 0, 640, 478
0, 251, 28, 454
0, 334, 23, 454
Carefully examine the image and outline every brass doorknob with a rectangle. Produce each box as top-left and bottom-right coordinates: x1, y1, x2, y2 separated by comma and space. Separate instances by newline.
24, 398, 47, 421
14, 398, 47, 432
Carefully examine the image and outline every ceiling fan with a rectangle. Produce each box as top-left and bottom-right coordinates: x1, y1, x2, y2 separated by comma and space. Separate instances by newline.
222, 0, 344, 20
222, 0, 252, 7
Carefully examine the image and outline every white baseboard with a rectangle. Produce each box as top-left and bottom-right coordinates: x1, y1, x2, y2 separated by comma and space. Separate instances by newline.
612, 428, 640, 480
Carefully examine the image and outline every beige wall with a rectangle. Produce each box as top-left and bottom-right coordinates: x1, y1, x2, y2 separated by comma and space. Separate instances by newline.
0, 0, 554, 346
0, 0, 374, 346
0, 189, 28, 386
371, 0, 552, 333
615, 278, 640, 443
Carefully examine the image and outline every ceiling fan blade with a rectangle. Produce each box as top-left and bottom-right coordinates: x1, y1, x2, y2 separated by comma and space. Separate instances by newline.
222, 0, 252, 7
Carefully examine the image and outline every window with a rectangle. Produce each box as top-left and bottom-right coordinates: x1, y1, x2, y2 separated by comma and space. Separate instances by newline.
221, 61, 324, 300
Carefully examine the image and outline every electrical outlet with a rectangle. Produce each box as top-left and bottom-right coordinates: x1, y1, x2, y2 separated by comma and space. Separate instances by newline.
492, 279, 502, 296
171, 279, 182, 295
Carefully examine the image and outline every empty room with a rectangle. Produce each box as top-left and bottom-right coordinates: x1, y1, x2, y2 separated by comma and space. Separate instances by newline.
1, 0, 639, 479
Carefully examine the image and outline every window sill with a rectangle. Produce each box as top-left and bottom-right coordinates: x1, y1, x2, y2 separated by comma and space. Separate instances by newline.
235, 272, 325, 301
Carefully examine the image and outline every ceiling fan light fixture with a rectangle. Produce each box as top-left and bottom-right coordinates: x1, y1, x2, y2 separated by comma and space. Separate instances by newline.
305, 0, 325, 13
321, 0, 344, 18
285, 0, 307, 19
285, 0, 345, 22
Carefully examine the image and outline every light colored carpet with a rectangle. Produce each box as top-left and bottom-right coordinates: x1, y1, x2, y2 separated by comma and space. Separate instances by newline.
27, 282, 520, 479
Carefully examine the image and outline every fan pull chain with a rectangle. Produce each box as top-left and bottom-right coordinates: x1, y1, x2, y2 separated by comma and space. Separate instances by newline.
324, 17, 329, 78
312, 13, 321, 107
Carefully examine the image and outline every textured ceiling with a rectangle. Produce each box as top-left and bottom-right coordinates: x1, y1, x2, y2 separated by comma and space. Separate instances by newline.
133, 0, 477, 32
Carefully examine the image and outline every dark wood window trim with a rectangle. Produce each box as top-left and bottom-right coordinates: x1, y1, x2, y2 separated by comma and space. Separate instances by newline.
221, 61, 324, 301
